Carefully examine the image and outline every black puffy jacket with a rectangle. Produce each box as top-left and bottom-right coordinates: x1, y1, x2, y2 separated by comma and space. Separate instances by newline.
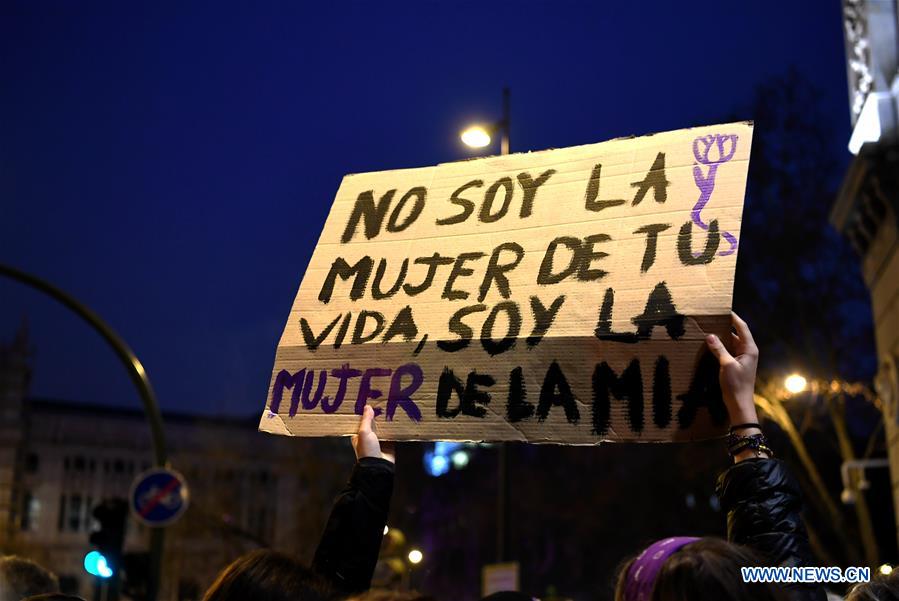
716, 458, 827, 601
312, 457, 394, 595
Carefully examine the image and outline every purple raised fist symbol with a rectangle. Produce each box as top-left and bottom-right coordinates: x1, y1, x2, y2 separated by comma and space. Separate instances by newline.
690, 133, 738, 256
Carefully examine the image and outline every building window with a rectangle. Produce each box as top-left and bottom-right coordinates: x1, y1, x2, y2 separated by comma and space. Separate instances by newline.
57, 495, 66, 532
68, 495, 82, 532
20, 491, 39, 531
25, 453, 39, 474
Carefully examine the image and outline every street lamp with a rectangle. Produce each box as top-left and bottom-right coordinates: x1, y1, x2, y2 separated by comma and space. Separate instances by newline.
784, 373, 808, 395
459, 88, 510, 156
407, 549, 423, 565
461, 126, 492, 148
458, 88, 514, 563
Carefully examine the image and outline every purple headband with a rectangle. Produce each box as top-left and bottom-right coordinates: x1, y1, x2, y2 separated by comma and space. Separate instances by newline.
624, 537, 700, 601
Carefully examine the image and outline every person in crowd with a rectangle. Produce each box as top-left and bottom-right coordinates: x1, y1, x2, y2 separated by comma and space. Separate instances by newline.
846, 568, 899, 601
0, 556, 61, 601
346, 590, 434, 600
202, 404, 394, 601
613, 312, 825, 601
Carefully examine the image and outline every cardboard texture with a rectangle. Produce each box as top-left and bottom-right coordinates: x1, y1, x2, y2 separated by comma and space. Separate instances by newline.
260, 122, 753, 443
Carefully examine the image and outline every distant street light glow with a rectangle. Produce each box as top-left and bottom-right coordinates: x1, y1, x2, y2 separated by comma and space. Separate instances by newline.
451, 450, 470, 469
880, 563, 893, 575
408, 549, 423, 564
383, 525, 389, 535
784, 373, 808, 395
461, 126, 491, 148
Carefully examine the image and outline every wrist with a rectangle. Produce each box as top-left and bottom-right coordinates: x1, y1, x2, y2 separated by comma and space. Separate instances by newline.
728, 403, 758, 425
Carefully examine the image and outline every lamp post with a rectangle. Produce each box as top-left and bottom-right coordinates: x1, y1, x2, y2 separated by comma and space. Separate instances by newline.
460, 88, 510, 157
459, 87, 511, 563
0, 263, 168, 601
763, 372, 883, 567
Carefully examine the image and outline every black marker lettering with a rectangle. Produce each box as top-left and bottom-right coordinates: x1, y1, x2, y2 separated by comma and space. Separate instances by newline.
527, 295, 565, 347
584, 163, 626, 212
537, 361, 579, 424
351, 310, 385, 345
630, 152, 669, 205
507, 366, 535, 422
480, 301, 521, 356
403, 253, 455, 296
382, 306, 418, 343
634, 223, 671, 274
372, 258, 409, 300
386, 187, 426, 233
319, 256, 374, 303
437, 179, 482, 225
442, 252, 486, 301
517, 169, 556, 218
341, 189, 396, 243
478, 242, 524, 302
592, 359, 644, 435
538, 237, 580, 285
678, 220, 720, 265
436, 304, 487, 352
480, 177, 515, 223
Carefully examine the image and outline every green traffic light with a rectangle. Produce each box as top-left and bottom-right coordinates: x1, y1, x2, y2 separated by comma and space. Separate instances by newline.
84, 551, 113, 578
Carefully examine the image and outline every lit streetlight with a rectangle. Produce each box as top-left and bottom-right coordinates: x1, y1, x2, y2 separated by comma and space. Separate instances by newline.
383, 525, 389, 535
459, 88, 510, 156
461, 126, 491, 148
880, 563, 894, 576
407, 549, 423, 565
784, 373, 808, 395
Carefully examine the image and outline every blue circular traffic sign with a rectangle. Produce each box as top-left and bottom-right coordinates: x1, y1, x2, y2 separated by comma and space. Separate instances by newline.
129, 468, 189, 527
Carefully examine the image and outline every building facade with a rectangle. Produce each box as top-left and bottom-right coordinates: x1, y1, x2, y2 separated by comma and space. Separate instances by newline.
0, 325, 352, 600
834, 0, 899, 547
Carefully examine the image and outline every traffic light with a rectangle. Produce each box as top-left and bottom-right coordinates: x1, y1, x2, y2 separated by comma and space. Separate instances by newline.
88, 499, 128, 575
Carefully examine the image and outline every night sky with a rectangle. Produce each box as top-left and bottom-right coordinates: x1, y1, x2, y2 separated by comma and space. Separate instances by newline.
1, 1, 852, 416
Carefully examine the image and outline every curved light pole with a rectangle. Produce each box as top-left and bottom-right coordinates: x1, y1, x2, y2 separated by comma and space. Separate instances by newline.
0, 262, 167, 601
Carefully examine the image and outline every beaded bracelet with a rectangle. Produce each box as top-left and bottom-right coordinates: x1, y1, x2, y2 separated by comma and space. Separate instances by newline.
727, 431, 773, 458
729, 422, 762, 432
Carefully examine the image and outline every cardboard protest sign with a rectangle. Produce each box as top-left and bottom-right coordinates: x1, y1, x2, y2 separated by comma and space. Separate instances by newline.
260, 122, 753, 443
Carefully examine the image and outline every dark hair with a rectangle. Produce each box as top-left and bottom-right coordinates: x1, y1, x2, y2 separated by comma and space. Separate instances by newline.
847, 569, 899, 601
613, 538, 788, 601
349, 591, 435, 601
202, 549, 334, 601
0, 555, 60, 598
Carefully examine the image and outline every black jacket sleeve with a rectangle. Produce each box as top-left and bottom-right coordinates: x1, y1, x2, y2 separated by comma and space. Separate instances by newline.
716, 458, 826, 601
312, 457, 394, 595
